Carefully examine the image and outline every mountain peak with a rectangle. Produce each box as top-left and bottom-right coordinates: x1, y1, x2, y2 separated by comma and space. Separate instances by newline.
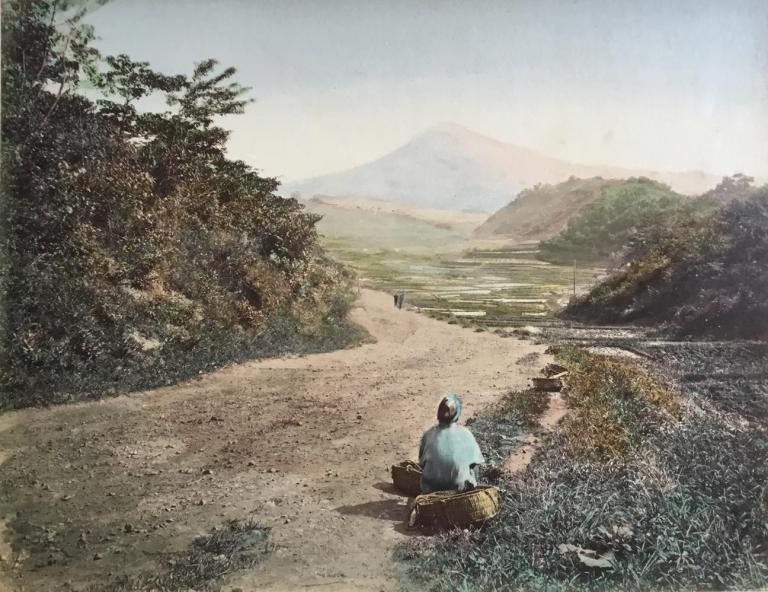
418, 122, 498, 144
284, 125, 720, 212
426, 121, 476, 136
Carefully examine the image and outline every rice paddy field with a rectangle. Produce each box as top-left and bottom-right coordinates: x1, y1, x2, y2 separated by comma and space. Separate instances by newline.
323, 243, 603, 329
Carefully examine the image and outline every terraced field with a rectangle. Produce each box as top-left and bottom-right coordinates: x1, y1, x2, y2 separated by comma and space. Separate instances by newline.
310, 199, 603, 328
327, 244, 603, 328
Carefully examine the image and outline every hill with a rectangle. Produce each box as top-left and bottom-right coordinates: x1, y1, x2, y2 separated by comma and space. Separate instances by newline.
474, 177, 620, 241
284, 123, 720, 213
303, 198, 467, 252
309, 195, 488, 236
537, 178, 689, 264
564, 184, 768, 339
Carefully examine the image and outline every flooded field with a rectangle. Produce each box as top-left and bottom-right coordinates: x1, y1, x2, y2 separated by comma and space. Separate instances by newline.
326, 243, 604, 328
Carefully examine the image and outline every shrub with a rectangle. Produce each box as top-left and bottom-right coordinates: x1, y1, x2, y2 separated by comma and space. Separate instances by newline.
564, 185, 768, 339
0, 0, 361, 408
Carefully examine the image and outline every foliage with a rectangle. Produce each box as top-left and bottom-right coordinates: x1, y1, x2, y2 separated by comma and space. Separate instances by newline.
565, 182, 768, 339
102, 519, 271, 592
556, 347, 679, 460
537, 178, 689, 265
1, 0, 360, 408
397, 351, 768, 591
701, 173, 760, 204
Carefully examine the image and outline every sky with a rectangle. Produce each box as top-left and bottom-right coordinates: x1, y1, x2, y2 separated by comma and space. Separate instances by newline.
84, 0, 768, 183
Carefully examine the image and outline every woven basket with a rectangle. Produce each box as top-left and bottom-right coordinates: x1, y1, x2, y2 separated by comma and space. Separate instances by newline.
391, 460, 423, 496
408, 486, 501, 529
531, 376, 563, 392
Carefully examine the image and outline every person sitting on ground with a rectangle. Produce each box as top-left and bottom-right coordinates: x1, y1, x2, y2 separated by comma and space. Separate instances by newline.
418, 394, 485, 493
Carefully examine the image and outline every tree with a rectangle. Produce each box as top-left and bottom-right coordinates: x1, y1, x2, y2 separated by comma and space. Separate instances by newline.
1, 0, 350, 408
702, 174, 757, 204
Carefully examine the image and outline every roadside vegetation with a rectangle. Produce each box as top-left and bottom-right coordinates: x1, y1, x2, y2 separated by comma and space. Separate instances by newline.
0, 0, 364, 409
565, 179, 768, 339
397, 174, 768, 590
103, 520, 271, 592
397, 347, 768, 591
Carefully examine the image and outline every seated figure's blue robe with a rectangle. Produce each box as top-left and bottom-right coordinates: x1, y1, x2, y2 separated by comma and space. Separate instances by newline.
418, 395, 485, 493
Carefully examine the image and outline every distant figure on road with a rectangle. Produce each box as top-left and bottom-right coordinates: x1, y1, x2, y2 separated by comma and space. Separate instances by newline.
418, 394, 484, 493
394, 291, 405, 309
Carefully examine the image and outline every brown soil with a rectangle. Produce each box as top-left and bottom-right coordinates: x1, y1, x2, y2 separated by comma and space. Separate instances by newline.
503, 393, 568, 473
0, 289, 548, 592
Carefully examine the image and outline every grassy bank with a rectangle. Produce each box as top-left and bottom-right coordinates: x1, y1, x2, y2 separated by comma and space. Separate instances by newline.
396, 347, 768, 591
1, 262, 368, 410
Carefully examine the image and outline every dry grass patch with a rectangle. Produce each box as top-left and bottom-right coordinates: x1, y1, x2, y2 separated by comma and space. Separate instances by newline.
556, 347, 680, 460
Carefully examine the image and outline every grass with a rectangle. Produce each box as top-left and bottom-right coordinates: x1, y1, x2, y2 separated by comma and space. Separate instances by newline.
496, 389, 550, 428
396, 349, 768, 591
632, 341, 768, 422
97, 519, 271, 592
556, 346, 680, 461
463, 388, 550, 485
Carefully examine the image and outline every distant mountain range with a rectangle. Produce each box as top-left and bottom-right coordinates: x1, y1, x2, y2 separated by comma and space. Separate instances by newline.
283, 123, 720, 213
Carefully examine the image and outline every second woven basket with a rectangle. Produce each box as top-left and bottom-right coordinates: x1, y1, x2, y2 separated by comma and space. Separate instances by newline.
408, 485, 501, 529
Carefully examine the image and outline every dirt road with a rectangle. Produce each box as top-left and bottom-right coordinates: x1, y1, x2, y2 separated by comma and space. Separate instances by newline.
0, 289, 547, 592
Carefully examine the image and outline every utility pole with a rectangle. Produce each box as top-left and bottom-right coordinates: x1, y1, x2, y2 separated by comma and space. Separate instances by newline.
572, 259, 577, 297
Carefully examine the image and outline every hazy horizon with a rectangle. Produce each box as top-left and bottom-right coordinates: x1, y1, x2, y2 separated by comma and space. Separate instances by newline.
84, 0, 768, 183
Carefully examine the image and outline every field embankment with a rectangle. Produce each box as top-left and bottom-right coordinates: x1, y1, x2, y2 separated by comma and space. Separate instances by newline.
397, 343, 768, 591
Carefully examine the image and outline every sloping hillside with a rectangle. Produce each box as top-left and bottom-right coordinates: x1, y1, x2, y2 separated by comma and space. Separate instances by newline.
564, 186, 768, 339
309, 195, 488, 236
284, 123, 719, 213
1, 4, 361, 408
537, 178, 688, 264
474, 177, 620, 240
